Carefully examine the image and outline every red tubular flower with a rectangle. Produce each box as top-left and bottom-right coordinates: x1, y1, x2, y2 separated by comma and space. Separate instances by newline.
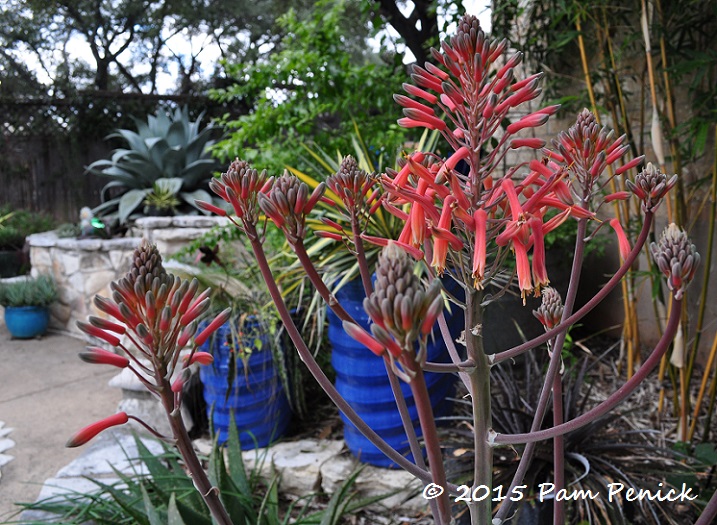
609, 218, 631, 260
604, 191, 630, 203
529, 217, 549, 290
78, 347, 129, 368
472, 209, 487, 288
513, 240, 533, 303
66, 412, 129, 448
180, 296, 211, 326
194, 308, 231, 347
506, 112, 550, 134
431, 196, 456, 274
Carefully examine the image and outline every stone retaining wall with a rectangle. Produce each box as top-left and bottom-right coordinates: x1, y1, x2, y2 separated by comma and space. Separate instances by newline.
27, 216, 228, 339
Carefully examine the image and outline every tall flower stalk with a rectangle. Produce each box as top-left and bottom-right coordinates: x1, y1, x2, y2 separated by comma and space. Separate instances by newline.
68, 240, 233, 525
195, 13, 701, 524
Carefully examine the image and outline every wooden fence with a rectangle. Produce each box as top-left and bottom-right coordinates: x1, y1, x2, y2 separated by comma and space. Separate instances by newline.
0, 92, 242, 221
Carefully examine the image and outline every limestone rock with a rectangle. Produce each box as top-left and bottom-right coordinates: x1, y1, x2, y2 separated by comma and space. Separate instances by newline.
271, 439, 344, 495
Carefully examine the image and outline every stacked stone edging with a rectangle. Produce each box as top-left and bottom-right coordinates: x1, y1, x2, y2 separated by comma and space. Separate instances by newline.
26, 216, 228, 339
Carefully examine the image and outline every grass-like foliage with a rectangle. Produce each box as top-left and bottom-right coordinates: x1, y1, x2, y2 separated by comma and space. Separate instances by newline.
13, 416, 384, 525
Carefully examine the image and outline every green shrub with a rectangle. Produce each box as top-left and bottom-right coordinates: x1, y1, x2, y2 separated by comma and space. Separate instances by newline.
15, 419, 386, 525
0, 227, 26, 250
0, 274, 57, 307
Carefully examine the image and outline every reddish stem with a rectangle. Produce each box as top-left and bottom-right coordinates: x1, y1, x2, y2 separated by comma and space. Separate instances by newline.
493, 297, 682, 445
493, 211, 654, 364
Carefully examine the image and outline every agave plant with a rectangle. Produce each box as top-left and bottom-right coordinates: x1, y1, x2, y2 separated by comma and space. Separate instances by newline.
87, 106, 220, 225
143, 178, 183, 215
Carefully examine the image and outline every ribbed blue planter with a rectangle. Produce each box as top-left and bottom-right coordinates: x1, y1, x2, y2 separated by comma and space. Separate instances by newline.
4, 306, 50, 339
328, 278, 460, 468
199, 321, 291, 448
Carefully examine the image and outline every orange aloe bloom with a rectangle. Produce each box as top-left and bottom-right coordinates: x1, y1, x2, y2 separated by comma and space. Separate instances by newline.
472, 209, 487, 288
431, 196, 458, 274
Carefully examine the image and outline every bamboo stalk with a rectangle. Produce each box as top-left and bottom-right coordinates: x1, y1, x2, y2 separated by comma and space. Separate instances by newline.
701, 363, 717, 442
686, 128, 717, 383
577, 12, 639, 378
687, 127, 717, 440
689, 334, 717, 441
655, 0, 686, 223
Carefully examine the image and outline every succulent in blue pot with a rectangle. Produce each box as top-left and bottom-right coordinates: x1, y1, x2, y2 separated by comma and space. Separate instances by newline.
0, 274, 57, 338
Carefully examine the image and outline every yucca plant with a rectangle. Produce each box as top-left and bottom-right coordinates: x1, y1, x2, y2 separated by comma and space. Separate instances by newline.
278, 126, 440, 346
86, 106, 220, 225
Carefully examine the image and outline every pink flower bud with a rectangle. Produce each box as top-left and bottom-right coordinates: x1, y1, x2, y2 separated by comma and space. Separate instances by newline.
184, 351, 214, 366
506, 112, 550, 134
194, 308, 231, 347
171, 376, 184, 393
78, 347, 129, 368
177, 321, 197, 348
89, 316, 126, 335
342, 321, 385, 357
402, 82, 438, 104
66, 412, 129, 447
510, 138, 546, 149
77, 321, 121, 347
194, 199, 227, 217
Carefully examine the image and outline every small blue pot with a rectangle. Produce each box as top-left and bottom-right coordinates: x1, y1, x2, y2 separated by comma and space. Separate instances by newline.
4, 306, 50, 339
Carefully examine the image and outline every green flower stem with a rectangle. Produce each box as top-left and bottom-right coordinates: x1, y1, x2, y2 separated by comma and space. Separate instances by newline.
246, 227, 443, 485
157, 374, 232, 524
492, 297, 682, 445
465, 288, 493, 525
493, 212, 654, 364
